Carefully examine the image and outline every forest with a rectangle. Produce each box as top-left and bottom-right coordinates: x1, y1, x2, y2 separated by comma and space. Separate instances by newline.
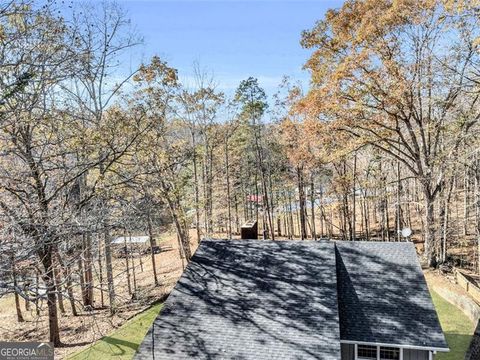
0, 0, 479, 354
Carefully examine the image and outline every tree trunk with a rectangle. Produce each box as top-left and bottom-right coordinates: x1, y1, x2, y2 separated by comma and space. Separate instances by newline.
297, 167, 307, 240
103, 229, 116, 315
268, 167, 276, 238
39, 249, 61, 346
234, 193, 240, 234
35, 270, 40, 316
310, 174, 317, 240
163, 184, 192, 261
11, 254, 24, 323
474, 155, 480, 274
24, 281, 30, 312
424, 191, 436, 267
464, 164, 470, 236
396, 161, 402, 242
352, 154, 357, 241
77, 258, 86, 306
440, 180, 454, 263
225, 138, 233, 239
288, 190, 295, 238
54, 267, 65, 314
56, 251, 78, 316
82, 234, 94, 308
192, 131, 202, 243
385, 194, 391, 242
130, 242, 137, 297
202, 154, 209, 235
208, 147, 214, 234
97, 239, 105, 307
363, 193, 370, 241
147, 214, 159, 286
319, 186, 324, 238
124, 235, 132, 295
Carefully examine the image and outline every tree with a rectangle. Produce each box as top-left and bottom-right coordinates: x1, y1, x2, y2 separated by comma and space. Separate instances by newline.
235, 77, 275, 239
0, 1, 149, 344
131, 56, 194, 261
177, 66, 224, 240
62, 0, 142, 311
0, 2, 79, 345
301, 0, 480, 265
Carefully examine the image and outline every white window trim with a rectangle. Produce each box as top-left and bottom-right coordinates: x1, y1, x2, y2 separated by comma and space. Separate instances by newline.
354, 344, 378, 360
341, 339, 449, 353
353, 344, 405, 360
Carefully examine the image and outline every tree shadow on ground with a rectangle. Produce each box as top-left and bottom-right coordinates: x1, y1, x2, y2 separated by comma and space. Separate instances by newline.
57, 341, 91, 348
101, 336, 140, 354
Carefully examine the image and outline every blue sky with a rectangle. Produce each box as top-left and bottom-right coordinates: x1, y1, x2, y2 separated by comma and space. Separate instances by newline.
118, 0, 342, 98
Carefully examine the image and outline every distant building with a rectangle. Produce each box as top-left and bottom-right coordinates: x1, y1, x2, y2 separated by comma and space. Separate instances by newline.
111, 236, 151, 257
111, 235, 150, 245
135, 240, 449, 360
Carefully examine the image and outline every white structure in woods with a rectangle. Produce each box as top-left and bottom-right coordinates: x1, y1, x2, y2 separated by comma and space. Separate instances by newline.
111, 235, 150, 245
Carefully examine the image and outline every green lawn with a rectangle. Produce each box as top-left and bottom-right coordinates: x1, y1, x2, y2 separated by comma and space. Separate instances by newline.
68, 302, 163, 360
431, 290, 474, 360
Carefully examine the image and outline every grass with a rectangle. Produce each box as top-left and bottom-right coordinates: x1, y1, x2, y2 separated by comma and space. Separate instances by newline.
431, 290, 474, 360
68, 302, 163, 360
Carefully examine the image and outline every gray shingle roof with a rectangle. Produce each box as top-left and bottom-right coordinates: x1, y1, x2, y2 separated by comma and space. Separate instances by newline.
135, 240, 448, 359
335, 241, 448, 350
135, 240, 341, 359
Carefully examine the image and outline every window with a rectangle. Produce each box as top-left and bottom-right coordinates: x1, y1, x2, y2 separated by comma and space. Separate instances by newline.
380, 347, 400, 360
357, 345, 377, 359
356, 345, 401, 360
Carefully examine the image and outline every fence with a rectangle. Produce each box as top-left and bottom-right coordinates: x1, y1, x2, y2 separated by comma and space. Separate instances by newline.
455, 269, 480, 305
452, 269, 480, 360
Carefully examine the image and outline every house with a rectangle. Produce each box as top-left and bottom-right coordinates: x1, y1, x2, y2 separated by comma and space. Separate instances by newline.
135, 240, 449, 360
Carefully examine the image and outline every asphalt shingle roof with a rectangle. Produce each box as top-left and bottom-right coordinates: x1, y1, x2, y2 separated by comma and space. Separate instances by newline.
135, 239, 448, 359
335, 241, 448, 350
135, 240, 341, 360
